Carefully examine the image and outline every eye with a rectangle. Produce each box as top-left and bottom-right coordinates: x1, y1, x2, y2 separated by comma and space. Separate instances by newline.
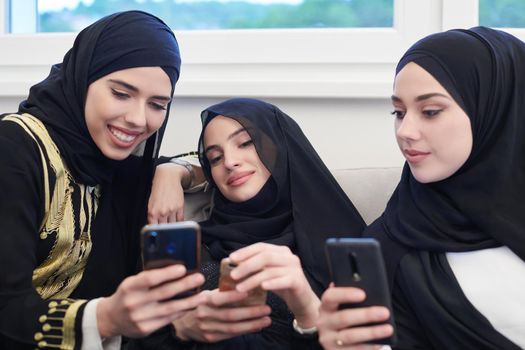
208, 155, 223, 165
239, 140, 254, 148
390, 110, 405, 119
149, 102, 167, 111
422, 109, 443, 118
111, 88, 130, 99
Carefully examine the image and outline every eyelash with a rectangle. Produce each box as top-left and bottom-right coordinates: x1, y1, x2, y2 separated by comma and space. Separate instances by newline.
111, 89, 167, 111
111, 89, 129, 99
390, 110, 406, 119
207, 139, 254, 165
390, 109, 444, 119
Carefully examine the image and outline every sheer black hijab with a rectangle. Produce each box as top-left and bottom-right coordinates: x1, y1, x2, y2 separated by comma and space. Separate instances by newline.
18, 11, 181, 297
198, 98, 365, 294
365, 27, 525, 348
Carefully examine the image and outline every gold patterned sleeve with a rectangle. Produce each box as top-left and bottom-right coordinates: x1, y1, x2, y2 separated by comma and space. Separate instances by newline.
0, 120, 88, 349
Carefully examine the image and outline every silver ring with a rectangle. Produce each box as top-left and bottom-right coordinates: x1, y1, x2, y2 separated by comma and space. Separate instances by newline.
336, 339, 344, 346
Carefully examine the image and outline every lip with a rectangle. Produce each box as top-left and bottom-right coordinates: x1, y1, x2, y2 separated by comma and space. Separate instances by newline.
107, 125, 143, 148
404, 149, 430, 163
227, 171, 254, 186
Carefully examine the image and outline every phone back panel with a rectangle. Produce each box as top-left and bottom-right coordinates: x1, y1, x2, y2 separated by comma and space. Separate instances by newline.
325, 237, 397, 344
141, 221, 200, 272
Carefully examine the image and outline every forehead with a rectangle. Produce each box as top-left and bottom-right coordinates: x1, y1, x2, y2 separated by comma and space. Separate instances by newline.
101, 66, 171, 95
203, 116, 246, 145
394, 62, 449, 98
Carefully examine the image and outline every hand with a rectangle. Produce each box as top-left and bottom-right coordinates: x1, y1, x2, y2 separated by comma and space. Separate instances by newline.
96, 265, 206, 338
229, 242, 320, 328
317, 285, 393, 349
148, 163, 187, 224
173, 288, 272, 342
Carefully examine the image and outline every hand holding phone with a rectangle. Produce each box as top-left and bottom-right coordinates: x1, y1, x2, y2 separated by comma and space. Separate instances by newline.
325, 238, 397, 345
218, 258, 267, 307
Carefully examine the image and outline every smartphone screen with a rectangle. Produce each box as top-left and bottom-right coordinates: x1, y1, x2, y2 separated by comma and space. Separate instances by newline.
141, 221, 201, 272
325, 237, 397, 345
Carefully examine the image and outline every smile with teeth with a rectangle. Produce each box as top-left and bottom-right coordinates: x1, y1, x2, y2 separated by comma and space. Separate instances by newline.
109, 126, 139, 143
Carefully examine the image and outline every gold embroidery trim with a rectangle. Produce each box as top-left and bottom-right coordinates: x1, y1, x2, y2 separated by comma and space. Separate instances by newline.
2, 114, 99, 299
34, 299, 87, 349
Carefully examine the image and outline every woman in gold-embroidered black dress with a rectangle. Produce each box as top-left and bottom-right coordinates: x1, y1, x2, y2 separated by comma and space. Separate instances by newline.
0, 11, 205, 350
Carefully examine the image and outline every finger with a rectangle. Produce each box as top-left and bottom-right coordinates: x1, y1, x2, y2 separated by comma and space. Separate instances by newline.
176, 209, 184, 222
235, 266, 289, 292
168, 212, 178, 223
229, 242, 272, 262
208, 289, 249, 306
337, 323, 394, 346
198, 302, 271, 322
199, 316, 272, 335
327, 306, 390, 331
321, 287, 366, 311
148, 272, 205, 302
231, 248, 295, 280
129, 315, 176, 337
147, 212, 159, 225
134, 265, 188, 289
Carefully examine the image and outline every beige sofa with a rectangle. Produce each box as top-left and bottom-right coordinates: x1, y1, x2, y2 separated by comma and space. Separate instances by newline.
184, 167, 403, 225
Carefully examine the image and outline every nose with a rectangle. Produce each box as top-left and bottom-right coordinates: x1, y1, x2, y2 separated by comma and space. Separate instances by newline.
223, 149, 241, 170
124, 102, 147, 128
395, 112, 420, 141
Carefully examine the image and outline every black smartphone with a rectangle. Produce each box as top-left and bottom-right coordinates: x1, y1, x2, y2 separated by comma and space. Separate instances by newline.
325, 237, 397, 345
141, 221, 201, 298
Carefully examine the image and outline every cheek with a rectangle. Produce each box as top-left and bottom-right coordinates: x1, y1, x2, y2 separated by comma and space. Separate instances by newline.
147, 113, 166, 133
210, 167, 222, 185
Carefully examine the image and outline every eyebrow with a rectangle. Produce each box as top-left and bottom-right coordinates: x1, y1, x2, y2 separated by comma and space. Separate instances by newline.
108, 79, 172, 102
391, 92, 450, 103
204, 127, 248, 154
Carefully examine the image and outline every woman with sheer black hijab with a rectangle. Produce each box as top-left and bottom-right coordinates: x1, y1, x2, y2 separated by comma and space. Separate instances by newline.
0, 11, 206, 350
317, 27, 525, 349
136, 98, 365, 349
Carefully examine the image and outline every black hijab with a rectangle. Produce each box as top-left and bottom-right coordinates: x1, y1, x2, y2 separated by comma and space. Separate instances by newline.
19, 10, 180, 186
365, 27, 525, 348
198, 98, 365, 294
19, 11, 181, 297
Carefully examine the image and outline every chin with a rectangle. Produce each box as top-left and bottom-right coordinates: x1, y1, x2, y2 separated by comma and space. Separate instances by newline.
102, 149, 132, 161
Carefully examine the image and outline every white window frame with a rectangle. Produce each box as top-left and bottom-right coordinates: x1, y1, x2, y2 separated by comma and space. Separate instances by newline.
0, 0, 524, 99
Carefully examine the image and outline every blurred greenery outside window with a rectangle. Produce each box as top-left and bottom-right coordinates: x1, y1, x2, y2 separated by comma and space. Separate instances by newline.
479, 0, 525, 27
32, 0, 394, 33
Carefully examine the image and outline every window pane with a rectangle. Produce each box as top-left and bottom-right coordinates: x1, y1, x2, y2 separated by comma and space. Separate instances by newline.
37, 0, 393, 32
479, 0, 525, 27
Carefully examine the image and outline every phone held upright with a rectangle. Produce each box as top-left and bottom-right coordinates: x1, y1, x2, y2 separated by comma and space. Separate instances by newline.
325, 237, 397, 345
141, 221, 201, 272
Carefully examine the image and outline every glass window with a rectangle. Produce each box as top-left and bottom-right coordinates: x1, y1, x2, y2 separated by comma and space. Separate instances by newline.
34, 0, 393, 33
479, 0, 525, 28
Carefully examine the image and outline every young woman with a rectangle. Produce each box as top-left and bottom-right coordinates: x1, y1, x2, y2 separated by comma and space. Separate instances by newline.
317, 27, 525, 349
138, 98, 366, 349
0, 11, 205, 350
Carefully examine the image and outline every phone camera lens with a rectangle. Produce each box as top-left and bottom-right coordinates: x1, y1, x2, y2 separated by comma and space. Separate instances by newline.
166, 242, 176, 255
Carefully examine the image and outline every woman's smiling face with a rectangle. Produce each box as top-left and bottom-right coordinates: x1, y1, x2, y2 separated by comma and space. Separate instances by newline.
203, 116, 271, 202
84, 66, 172, 160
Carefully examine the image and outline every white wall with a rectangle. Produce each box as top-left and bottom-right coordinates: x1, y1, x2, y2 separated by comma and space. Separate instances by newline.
0, 95, 403, 170
5, 0, 523, 171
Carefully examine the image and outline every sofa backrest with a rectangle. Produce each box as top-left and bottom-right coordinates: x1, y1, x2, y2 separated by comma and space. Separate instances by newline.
331, 167, 402, 224
184, 167, 403, 225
